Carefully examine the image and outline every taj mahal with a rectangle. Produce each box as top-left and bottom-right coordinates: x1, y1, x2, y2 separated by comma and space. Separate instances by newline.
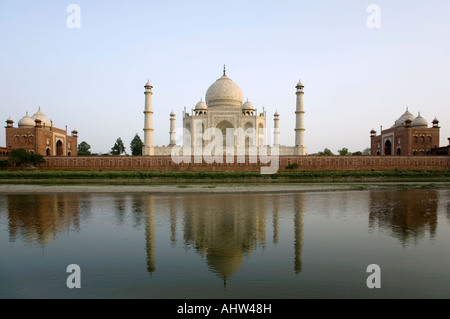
143, 66, 306, 157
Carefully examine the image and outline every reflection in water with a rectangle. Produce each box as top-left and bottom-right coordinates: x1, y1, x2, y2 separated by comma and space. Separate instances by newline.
7, 194, 81, 247
180, 195, 268, 284
369, 190, 438, 245
144, 195, 155, 275
114, 196, 127, 225
5, 190, 445, 285
294, 194, 305, 274
137, 193, 306, 282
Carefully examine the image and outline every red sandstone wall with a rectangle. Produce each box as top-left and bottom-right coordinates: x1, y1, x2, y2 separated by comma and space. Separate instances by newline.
34, 155, 450, 172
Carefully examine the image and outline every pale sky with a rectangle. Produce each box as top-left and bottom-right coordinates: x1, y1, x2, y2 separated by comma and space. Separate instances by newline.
1, 0, 449, 154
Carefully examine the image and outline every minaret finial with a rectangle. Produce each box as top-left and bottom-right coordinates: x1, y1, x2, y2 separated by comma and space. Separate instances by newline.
223, 64, 226, 76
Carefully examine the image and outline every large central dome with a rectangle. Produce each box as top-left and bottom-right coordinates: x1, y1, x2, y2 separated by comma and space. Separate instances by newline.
205, 72, 244, 108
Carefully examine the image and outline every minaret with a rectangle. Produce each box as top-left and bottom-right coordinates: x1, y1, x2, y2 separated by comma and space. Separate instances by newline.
273, 111, 280, 147
169, 111, 176, 146
143, 80, 154, 155
295, 80, 306, 155
6, 117, 14, 128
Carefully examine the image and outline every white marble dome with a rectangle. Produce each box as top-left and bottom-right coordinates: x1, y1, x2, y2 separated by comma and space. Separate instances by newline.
195, 100, 208, 110
18, 112, 35, 128
395, 109, 416, 127
412, 114, 428, 127
242, 100, 255, 110
31, 108, 51, 127
205, 74, 244, 108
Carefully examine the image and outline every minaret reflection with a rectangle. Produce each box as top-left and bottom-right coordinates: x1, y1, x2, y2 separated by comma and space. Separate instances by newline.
113, 195, 127, 225
294, 194, 305, 275
272, 196, 279, 244
6, 194, 81, 246
369, 190, 438, 245
170, 196, 177, 246
182, 194, 268, 284
144, 194, 156, 275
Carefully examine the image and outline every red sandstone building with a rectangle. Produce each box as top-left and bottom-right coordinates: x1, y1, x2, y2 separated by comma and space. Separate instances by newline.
4, 108, 78, 156
370, 109, 448, 156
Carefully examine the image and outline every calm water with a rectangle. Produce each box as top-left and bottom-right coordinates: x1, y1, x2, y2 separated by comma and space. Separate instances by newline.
0, 188, 449, 299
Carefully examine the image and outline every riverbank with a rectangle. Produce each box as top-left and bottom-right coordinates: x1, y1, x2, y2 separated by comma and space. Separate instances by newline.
1, 182, 449, 194
1, 169, 449, 183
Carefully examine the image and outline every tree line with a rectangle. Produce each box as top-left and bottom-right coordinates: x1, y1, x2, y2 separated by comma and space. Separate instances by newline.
315, 147, 371, 156
78, 134, 144, 156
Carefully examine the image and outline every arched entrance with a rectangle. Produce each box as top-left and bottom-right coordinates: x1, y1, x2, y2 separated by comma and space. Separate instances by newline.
46, 148, 51, 156
216, 120, 234, 147
397, 148, 401, 156
56, 140, 64, 156
384, 140, 392, 155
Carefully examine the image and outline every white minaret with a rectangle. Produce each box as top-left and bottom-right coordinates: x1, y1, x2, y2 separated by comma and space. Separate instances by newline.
169, 111, 176, 146
143, 80, 154, 156
295, 80, 306, 155
273, 111, 280, 147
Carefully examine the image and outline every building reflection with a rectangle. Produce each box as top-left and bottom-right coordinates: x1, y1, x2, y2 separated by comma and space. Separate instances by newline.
294, 194, 305, 275
144, 195, 155, 275
368, 190, 438, 245
141, 193, 306, 282
6, 194, 82, 247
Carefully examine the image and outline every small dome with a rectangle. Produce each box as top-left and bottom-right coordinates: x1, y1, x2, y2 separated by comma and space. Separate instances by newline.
432, 117, 439, 124
395, 109, 416, 127
195, 100, 208, 110
144, 80, 152, 88
205, 74, 244, 108
412, 114, 428, 127
274, 111, 279, 117
31, 108, 51, 127
18, 113, 35, 128
170, 111, 176, 117
296, 79, 304, 88
242, 100, 255, 110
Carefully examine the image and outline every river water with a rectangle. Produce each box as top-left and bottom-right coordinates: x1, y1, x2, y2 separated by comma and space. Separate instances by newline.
0, 188, 449, 299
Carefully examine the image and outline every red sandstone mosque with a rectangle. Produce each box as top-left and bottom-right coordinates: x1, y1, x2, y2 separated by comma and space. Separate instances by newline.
2, 108, 78, 157
370, 109, 449, 156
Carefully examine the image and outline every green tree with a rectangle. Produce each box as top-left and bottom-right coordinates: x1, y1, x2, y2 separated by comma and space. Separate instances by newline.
362, 148, 371, 155
8, 149, 30, 166
78, 141, 91, 155
111, 137, 126, 155
352, 151, 363, 156
130, 134, 144, 156
29, 153, 46, 165
7, 149, 46, 167
338, 148, 350, 156
317, 148, 334, 156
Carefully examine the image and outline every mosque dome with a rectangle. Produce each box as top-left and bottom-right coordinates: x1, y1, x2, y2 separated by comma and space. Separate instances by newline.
195, 100, 208, 110
412, 113, 428, 127
395, 109, 416, 127
18, 112, 35, 128
205, 72, 244, 108
242, 100, 255, 111
31, 108, 51, 127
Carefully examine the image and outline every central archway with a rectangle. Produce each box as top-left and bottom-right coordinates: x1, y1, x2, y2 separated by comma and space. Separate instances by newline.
384, 140, 392, 155
56, 140, 64, 156
216, 120, 234, 147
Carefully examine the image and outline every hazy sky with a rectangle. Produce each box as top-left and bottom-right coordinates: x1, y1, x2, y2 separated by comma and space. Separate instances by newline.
1, 0, 449, 154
